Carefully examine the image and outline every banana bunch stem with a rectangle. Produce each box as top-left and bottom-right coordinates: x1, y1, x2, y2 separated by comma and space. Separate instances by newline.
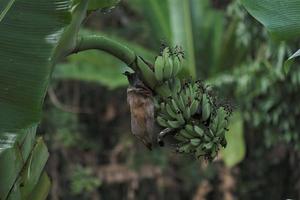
73, 34, 136, 68
72, 34, 157, 89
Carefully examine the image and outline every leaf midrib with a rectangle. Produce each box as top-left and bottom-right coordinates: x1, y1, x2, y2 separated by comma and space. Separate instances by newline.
0, 0, 16, 22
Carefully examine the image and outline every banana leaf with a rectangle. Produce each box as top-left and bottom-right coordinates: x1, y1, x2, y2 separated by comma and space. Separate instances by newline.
241, 0, 300, 41
28, 172, 51, 200
0, 0, 89, 198
241, 0, 300, 73
0, 0, 118, 199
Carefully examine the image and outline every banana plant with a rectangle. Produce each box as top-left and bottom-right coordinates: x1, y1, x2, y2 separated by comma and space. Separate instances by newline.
0, 0, 233, 199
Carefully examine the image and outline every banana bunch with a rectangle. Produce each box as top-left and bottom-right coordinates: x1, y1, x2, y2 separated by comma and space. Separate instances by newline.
154, 47, 183, 83
175, 107, 229, 159
132, 46, 232, 160
155, 79, 202, 128
154, 77, 231, 160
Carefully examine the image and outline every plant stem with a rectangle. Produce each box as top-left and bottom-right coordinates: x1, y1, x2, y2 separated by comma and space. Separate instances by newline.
71, 34, 158, 89
73, 34, 137, 70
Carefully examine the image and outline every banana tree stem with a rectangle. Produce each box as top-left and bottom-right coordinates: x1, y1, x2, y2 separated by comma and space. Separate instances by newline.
72, 34, 137, 70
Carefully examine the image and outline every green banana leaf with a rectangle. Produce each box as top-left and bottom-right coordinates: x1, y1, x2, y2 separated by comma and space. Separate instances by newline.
241, 0, 300, 41
0, 0, 89, 198
0, 0, 88, 133
0, 0, 117, 199
284, 49, 300, 74
241, 0, 300, 73
28, 172, 51, 200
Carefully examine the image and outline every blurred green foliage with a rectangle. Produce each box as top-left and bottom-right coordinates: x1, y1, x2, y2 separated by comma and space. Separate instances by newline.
221, 112, 245, 167
236, 62, 300, 148
70, 165, 101, 195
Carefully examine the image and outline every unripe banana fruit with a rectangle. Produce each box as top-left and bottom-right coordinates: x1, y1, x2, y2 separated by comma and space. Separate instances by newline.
153, 47, 183, 83
154, 77, 231, 161
132, 46, 232, 161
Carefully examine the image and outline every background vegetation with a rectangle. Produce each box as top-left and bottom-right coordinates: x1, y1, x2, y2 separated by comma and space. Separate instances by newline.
27, 0, 300, 199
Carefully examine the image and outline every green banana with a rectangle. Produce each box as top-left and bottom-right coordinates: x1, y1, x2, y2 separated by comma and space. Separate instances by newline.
190, 99, 200, 116
154, 56, 164, 82
195, 87, 203, 101
184, 85, 191, 101
174, 133, 188, 142
190, 138, 201, 146
171, 99, 180, 113
173, 78, 182, 93
158, 113, 173, 122
177, 95, 186, 111
182, 90, 190, 108
159, 102, 168, 116
216, 129, 225, 137
208, 129, 214, 138
183, 124, 200, 138
163, 57, 173, 80
166, 103, 178, 119
194, 125, 204, 137
172, 56, 182, 76
192, 82, 200, 94
204, 135, 211, 142
185, 124, 194, 134
160, 48, 172, 80
179, 129, 194, 139
213, 137, 219, 143
157, 116, 168, 127
171, 90, 180, 105
210, 107, 228, 137
167, 120, 183, 128
188, 84, 195, 100
175, 111, 185, 125
182, 106, 191, 121
202, 94, 211, 121
203, 142, 213, 150
136, 57, 158, 89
